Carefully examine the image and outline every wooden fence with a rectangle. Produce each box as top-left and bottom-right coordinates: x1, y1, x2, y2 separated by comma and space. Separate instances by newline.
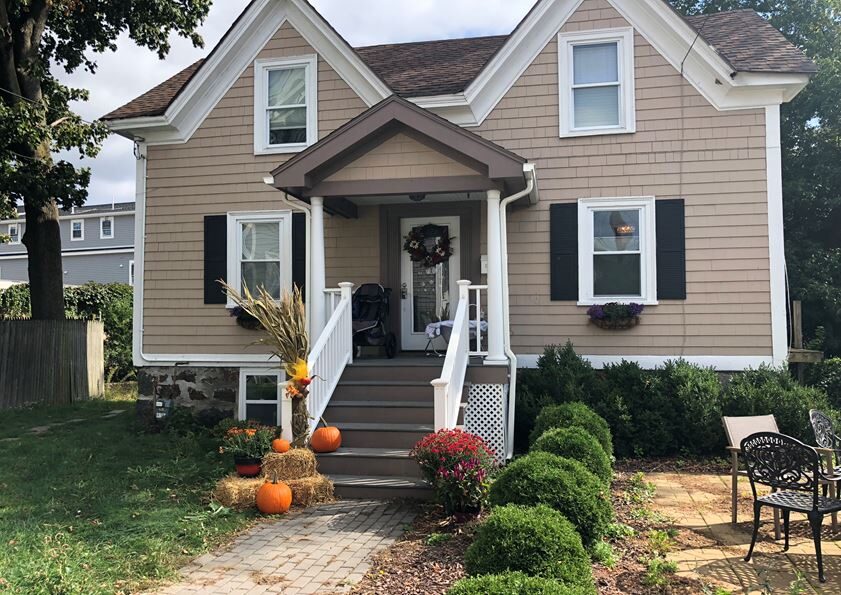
0, 320, 105, 409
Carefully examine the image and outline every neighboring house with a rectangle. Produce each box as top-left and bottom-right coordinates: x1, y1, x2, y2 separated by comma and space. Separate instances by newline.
104, 0, 815, 496
0, 203, 135, 286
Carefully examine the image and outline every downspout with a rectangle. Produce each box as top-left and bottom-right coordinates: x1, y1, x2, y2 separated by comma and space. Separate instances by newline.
498, 163, 536, 459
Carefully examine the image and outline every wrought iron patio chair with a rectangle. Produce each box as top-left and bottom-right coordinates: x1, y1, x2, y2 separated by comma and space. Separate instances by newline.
741, 431, 841, 583
810, 409, 841, 529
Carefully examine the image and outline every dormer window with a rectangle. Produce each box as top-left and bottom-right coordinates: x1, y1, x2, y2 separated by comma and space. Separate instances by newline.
559, 28, 635, 137
254, 55, 318, 155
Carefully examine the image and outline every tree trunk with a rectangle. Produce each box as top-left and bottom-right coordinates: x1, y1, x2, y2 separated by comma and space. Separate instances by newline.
22, 200, 65, 320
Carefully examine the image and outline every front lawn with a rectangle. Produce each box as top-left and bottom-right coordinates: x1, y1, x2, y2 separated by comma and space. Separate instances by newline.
0, 389, 254, 594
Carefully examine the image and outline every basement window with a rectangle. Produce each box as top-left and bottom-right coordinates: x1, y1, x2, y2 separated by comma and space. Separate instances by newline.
238, 370, 284, 426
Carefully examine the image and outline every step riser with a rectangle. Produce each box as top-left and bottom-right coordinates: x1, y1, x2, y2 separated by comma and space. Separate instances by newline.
317, 456, 423, 478
333, 483, 432, 500
333, 385, 433, 402
340, 429, 428, 449
342, 366, 442, 383
325, 406, 433, 424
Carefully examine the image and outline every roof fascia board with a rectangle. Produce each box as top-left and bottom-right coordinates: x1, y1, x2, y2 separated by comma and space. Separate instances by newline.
108, 0, 390, 145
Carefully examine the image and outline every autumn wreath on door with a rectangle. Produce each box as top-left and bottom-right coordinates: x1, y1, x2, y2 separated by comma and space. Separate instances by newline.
403, 223, 455, 267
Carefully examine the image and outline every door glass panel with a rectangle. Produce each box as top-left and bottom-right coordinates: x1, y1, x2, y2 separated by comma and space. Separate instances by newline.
593, 254, 641, 296
411, 225, 451, 332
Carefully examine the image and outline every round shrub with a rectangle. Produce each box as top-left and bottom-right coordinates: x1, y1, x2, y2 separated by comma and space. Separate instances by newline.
448, 571, 594, 595
489, 452, 612, 546
464, 505, 594, 590
532, 427, 612, 485
529, 402, 613, 455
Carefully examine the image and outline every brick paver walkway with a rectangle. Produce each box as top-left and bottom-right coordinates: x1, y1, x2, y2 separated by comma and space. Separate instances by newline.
155, 500, 416, 595
651, 471, 841, 594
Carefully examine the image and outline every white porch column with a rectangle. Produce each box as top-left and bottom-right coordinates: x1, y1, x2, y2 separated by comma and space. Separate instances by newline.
310, 196, 327, 340
485, 189, 507, 364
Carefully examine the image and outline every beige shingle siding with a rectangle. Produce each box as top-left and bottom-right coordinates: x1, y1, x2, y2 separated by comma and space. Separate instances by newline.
141, 3, 772, 358
474, 0, 770, 356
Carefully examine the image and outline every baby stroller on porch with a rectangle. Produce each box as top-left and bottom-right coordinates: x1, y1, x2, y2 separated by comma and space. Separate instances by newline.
352, 284, 397, 359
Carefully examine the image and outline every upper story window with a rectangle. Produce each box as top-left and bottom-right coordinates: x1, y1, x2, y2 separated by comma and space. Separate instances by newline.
253, 55, 318, 156
100, 217, 114, 239
226, 211, 292, 306
559, 28, 635, 138
8, 223, 20, 245
577, 197, 656, 305
71, 219, 84, 241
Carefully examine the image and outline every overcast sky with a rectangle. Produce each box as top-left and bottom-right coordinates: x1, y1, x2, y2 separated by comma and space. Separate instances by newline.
57, 0, 535, 205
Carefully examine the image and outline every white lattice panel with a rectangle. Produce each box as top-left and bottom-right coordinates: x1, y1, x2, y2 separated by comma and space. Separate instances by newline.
465, 383, 507, 463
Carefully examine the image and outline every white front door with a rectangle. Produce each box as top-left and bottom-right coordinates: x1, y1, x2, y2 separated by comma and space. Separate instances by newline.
400, 216, 461, 351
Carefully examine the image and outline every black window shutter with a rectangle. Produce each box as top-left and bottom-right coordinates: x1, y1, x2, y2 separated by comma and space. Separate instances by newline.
203, 215, 228, 305
656, 199, 686, 300
550, 203, 579, 301
292, 213, 306, 302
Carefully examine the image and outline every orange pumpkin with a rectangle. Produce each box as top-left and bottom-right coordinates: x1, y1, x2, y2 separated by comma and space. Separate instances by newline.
256, 474, 292, 514
271, 438, 290, 453
311, 425, 342, 453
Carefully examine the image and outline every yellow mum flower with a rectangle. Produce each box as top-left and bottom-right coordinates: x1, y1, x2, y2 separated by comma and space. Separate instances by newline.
286, 358, 309, 383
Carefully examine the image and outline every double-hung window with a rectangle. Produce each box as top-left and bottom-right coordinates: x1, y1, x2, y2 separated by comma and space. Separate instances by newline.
100, 216, 114, 239
71, 219, 84, 241
578, 197, 656, 305
8, 223, 20, 245
226, 211, 292, 306
238, 369, 290, 427
559, 28, 635, 137
254, 55, 317, 155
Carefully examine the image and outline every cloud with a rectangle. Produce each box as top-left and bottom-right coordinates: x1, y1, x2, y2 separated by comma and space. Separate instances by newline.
56, 0, 535, 205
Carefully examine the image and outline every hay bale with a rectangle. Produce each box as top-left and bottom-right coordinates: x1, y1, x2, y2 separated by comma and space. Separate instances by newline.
213, 475, 262, 509
261, 448, 317, 481
288, 475, 334, 507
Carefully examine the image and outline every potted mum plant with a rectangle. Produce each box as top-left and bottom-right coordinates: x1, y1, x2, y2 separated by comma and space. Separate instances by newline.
222, 282, 313, 446
220, 425, 274, 477
411, 429, 497, 521
587, 302, 644, 330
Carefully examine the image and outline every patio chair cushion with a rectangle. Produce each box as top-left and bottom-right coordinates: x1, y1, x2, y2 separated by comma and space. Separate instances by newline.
758, 490, 841, 514
723, 415, 779, 449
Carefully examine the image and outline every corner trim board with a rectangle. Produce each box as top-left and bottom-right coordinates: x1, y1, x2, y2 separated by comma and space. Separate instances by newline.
765, 104, 788, 366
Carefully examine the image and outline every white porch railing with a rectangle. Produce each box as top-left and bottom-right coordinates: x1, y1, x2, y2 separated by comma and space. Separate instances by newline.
431, 280, 473, 430
307, 282, 354, 435
468, 284, 488, 357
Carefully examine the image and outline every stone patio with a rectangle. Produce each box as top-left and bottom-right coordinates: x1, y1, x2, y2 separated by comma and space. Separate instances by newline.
650, 471, 841, 594
154, 500, 416, 595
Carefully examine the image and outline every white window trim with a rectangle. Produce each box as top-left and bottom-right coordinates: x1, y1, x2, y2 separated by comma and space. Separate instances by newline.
226, 210, 293, 308
100, 216, 114, 239
7, 223, 20, 245
253, 54, 318, 156
238, 368, 292, 439
558, 27, 636, 138
577, 196, 657, 306
70, 219, 84, 241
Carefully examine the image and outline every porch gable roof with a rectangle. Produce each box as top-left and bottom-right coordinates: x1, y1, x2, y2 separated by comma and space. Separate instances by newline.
270, 95, 528, 203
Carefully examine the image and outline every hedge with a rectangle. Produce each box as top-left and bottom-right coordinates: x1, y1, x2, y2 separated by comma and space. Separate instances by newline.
531, 427, 612, 485
529, 402, 613, 456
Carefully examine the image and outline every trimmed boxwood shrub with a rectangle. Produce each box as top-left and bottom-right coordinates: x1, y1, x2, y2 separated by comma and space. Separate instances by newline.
529, 402, 613, 456
531, 427, 612, 485
464, 505, 594, 590
488, 452, 612, 546
448, 571, 593, 595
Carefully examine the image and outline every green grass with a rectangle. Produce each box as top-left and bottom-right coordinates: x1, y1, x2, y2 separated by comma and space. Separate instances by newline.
0, 390, 254, 594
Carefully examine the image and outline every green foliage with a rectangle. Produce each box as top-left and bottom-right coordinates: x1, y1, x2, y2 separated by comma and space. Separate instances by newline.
722, 366, 834, 442
0, 282, 134, 380
666, 0, 841, 357
643, 557, 678, 587
605, 522, 636, 540
426, 533, 453, 547
448, 572, 592, 595
659, 360, 724, 454
464, 505, 594, 591
0, 394, 252, 593
805, 358, 841, 408
531, 427, 612, 485
530, 402, 613, 456
590, 541, 619, 568
489, 452, 613, 547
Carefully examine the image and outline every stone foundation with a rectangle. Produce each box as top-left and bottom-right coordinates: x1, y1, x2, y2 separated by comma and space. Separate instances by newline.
137, 366, 239, 414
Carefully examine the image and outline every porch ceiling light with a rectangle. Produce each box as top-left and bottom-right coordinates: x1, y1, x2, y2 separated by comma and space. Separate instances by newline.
409, 193, 426, 203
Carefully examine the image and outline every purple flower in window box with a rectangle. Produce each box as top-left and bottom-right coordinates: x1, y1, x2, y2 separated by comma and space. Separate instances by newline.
587, 302, 644, 330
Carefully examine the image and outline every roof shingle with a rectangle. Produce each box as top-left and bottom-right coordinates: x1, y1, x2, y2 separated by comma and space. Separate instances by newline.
103, 8, 816, 122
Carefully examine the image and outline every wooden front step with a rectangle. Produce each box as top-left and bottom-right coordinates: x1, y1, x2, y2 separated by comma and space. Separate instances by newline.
317, 448, 422, 478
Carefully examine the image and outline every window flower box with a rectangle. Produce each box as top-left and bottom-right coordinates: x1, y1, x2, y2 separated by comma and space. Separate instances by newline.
587, 302, 644, 330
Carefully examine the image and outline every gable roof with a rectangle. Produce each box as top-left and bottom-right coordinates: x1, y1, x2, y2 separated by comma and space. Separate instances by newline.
684, 10, 817, 75
103, 2, 814, 123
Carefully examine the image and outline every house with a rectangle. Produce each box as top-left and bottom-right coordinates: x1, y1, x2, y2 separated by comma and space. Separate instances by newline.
0, 202, 136, 287
104, 0, 815, 497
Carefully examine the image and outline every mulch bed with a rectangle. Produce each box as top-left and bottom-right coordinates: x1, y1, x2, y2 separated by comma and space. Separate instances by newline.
350, 470, 725, 594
